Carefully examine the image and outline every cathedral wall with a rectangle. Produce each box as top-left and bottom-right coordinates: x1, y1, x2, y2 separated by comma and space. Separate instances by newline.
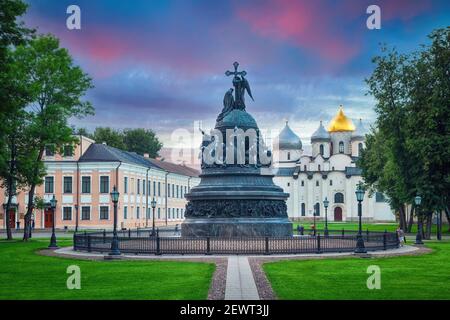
330, 131, 352, 155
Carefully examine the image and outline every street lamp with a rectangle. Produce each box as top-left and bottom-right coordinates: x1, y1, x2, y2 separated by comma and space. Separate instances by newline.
151, 197, 157, 236
354, 183, 367, 253
109, 185, 120, 256
323, 197, 329, 236
48, 195, 58, 248
415, 195, 423, 245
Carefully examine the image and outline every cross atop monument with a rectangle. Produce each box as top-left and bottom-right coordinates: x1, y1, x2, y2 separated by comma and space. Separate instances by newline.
225, 61, 247, 78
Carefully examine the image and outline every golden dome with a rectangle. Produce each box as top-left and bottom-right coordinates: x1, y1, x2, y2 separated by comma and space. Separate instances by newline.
327, 105, 355, 132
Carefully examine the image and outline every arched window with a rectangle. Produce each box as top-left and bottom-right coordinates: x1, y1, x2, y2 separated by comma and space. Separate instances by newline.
334, 192, 344, 203
287, 152, 291, 160
301, 203, 306, 216
314, 202, 320, 216
339, 141, 344, 153
318, 165, 321, 171
358, 142, 363, 155
319, 144, 324, 156
304, 165, 307, 171
330, 180, 333, 186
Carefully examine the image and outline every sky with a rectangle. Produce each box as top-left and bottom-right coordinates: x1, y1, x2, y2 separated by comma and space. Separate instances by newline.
22, 0, 450, 152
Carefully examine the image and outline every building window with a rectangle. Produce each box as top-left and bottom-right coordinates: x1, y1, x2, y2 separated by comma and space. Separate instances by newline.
177, 208, 179, 219
157, 208, 161, 219
339, 141, 344, 153
137, 179, 140, 194
142, 180, 145, 195
146, 208, 150, 219
301, 180, 304, 186
81, 206, 90, 220
100, 176, 109, 193
82, 176, 91, 194
136, 207, 140, 219
124, 177, 128, 194
63, 145, 73, 157
100, 206, 109, 220
124, 206, 128, 219
316, 181, 319, 187
63, 176, 73, 194
332, 166, 335, 171
158, 182, 161, 196
287, 182, 290, 187
176, 185, 179, 198
45, 145, 54, 157
168, 184, 171, 197
319, 144, 324, 156
168, 208, 171, 219
304, 165, 307, 171
301, 203, 306, 216
63, 207, 72, 220
147, 181, 151, 196
334, 192, 344, 203
153, 181, 156, 196
314, 203, 320, 216
330, 180, 333, 186
358, 142, 363, 155
375, 192, 387, 202
45, 177, 54, 193
172, 184, 175, 198
287, 152, 291, 160
318, 165, 321, 171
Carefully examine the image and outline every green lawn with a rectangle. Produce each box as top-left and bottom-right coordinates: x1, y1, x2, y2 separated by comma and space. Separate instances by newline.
292, 221, 449, 234
0, 239, 215, 300
263, 241, 450, 299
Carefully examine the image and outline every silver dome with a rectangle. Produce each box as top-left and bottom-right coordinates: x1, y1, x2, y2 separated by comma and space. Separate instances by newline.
351, 119, 368, 140
311, 121, 330, 142
274, 121, 302, 150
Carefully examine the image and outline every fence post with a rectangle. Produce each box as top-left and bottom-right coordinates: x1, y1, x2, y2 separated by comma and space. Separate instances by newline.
383, 230, 387, 250
316, 233, 322, 254
341, 228, 344, 238
73, 234, 77, 251
103, 229, 106, 243
264, 237, 270, 255
206, 237, 211, 255
156, 232, 161, 255
87, 235, 91, 252
128, 229, 131, 238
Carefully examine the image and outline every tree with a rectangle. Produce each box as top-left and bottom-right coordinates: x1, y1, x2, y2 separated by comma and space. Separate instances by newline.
0, 0, 34, 239
360, 28, 450, 237
92, 127, 125, 150
10, 35, 94, 240
123, 128, 162, 157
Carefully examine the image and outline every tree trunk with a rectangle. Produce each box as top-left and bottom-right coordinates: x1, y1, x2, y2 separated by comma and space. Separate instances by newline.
424, 213, 432, 240
407, 205, 414, 233
4, 137, 17, 240
445, 206, 450, 232
398, 204, 407, 231
22, 147, 44, 241
4, 186, 13, 240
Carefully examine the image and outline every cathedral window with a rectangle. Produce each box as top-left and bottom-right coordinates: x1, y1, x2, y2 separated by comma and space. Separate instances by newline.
330, 180, 333, 186
304, 165, 307, 171
316, 181, 319, 187
334, 192, 344, 203
358, 143, 363, 155
320, 144, 324, 156
314, 202, 320, 216
301, 180, 304, 186
339, 141, 344, 153
287, 152, 291, 160
318, 165, 321, 171
301, 203, 306, 216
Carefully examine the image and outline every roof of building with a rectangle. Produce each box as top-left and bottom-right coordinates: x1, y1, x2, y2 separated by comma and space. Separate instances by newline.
274, 121, 302, 150
311, 121, 330, 141
351, 118, 368, 140
79, 143, 200, 177
328, 105, 355, 132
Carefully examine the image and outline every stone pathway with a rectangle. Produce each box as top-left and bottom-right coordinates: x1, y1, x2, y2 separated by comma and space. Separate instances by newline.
225, 256, 259, 300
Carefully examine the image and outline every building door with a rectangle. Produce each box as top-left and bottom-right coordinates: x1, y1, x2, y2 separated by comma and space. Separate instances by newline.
44, 209, 53, 228
8, 209, 15, 229
334, 207, 343, 221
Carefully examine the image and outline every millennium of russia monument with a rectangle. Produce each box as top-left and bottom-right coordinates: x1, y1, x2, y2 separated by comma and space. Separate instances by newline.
182, 62, 293, 237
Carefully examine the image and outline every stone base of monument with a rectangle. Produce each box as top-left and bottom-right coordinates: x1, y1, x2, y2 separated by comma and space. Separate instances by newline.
181, 217, 293, 237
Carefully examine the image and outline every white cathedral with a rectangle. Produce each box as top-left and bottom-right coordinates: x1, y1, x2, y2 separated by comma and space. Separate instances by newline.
272, 106, 395, 222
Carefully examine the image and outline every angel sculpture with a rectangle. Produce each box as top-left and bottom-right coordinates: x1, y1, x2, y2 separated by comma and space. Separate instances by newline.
216, 88, 234, 123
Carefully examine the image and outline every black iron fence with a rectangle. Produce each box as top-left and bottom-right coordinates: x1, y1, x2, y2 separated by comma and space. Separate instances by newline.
73, 228, 399, 255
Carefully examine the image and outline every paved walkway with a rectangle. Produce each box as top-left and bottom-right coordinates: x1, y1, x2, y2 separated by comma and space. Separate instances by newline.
225, 256, 259, 300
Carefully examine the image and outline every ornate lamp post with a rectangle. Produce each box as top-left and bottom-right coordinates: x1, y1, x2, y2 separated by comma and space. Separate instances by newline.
48, 195, 58, 248
323, 197, 329, 236
415, 195, 423, 245
151, 197, 157, 236
109, 186, 120, 256
354, 183, 367, 253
